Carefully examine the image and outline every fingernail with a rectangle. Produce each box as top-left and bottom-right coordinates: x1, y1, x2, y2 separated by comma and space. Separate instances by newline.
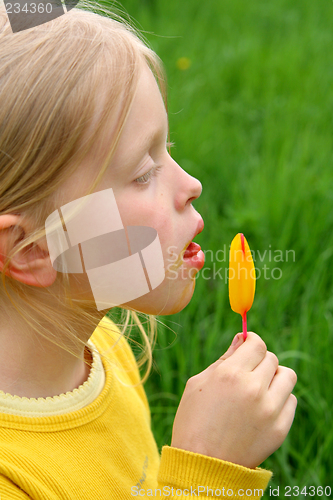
231, 334, 240, 346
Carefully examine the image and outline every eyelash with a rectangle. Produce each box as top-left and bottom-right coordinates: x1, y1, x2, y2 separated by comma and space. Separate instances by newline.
134, 165, 162, 185
134, 142, 174, 186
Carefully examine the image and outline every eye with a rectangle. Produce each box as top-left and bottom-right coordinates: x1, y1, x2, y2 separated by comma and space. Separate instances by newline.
134, 165, 162, 185
134, 143, 174, 186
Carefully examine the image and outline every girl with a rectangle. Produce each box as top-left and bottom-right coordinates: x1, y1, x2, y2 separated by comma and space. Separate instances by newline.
0, 3, 297, 498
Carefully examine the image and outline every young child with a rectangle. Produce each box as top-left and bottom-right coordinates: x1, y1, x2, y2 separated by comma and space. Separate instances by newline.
0, 3, 297, 498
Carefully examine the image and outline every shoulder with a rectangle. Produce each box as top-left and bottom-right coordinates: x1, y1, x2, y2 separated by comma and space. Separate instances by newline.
90, 315, 126, 351
90, 315, 141, 385
0, 474, 31, 499
90, 315, 151, 416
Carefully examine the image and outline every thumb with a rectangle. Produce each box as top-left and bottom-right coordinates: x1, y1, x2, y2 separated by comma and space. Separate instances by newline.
219, 333, 244, 361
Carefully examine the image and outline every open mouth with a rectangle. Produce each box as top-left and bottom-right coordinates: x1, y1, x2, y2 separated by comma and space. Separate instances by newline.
183, 241, 201, 260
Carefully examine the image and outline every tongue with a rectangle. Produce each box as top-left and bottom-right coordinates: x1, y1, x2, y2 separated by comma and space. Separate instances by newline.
183, 242, 201, 259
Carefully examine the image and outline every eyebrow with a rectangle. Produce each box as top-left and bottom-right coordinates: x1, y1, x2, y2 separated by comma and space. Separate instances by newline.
140, 129, 158, 153
125, 124, 169, 173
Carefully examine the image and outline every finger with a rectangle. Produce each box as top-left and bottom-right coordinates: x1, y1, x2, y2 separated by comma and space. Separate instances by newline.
268, 366, 297, 412
224, 331, 267, 372
201, 333, 244, 378
219, 333, 244, 361
252, 351, 279, 390
273, 393, 297, 439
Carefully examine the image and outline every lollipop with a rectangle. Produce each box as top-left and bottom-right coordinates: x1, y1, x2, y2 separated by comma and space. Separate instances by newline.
229, 233, 256, 340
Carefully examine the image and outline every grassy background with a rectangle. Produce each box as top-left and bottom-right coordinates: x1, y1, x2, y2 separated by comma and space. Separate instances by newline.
107, 0, 333, 493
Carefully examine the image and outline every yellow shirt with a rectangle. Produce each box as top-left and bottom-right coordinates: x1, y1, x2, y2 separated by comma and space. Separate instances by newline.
0, 316, 272, 499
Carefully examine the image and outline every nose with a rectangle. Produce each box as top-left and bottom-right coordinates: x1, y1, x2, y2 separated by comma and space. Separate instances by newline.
186, 175, 202, 206
172, 158, 202, 211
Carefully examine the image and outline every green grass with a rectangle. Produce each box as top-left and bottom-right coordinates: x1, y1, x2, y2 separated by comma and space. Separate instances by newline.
107, 0, 333, 493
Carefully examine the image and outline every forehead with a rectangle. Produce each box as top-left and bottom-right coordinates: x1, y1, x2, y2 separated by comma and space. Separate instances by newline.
51, 63, 168, 208
110, 63, 168, 175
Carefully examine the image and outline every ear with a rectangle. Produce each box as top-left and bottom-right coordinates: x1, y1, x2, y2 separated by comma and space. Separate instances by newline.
0, 214, 57, 287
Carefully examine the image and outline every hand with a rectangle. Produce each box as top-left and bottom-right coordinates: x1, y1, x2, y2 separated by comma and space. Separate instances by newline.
170, 332, 297, 469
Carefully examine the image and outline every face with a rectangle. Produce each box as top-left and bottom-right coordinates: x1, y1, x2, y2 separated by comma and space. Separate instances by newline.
57, 62, 204, 315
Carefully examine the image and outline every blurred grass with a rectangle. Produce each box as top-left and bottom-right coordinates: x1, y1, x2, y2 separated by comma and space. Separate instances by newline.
106, 0, 333, 492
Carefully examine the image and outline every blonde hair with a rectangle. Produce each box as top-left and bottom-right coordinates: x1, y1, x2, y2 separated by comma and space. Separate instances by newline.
0, 1, 168, 384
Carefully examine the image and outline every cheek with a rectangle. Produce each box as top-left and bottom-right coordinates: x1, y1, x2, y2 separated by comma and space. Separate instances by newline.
114, 192, 174, 255
116, 193, 167, 228
114, 193, 150, 224
164, 244, 179, 273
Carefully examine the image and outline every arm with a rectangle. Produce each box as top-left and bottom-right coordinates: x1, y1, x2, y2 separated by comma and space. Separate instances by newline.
157, 445, 272, 499
0, 475, 32, 499
155, 332, 297, 498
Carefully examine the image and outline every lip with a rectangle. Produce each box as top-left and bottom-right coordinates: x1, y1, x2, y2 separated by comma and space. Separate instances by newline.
181, 217, 204, 258
167, 217, 204, 272
194, 217, 204, 241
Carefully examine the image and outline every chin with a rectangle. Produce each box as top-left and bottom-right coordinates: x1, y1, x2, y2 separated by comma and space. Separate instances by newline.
122, 280, 196, 316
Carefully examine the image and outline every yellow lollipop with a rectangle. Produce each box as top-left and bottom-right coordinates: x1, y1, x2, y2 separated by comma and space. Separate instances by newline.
229, 233, 256, 340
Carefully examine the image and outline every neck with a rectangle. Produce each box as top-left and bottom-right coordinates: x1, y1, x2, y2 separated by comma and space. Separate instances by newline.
0, 299, 97, 399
